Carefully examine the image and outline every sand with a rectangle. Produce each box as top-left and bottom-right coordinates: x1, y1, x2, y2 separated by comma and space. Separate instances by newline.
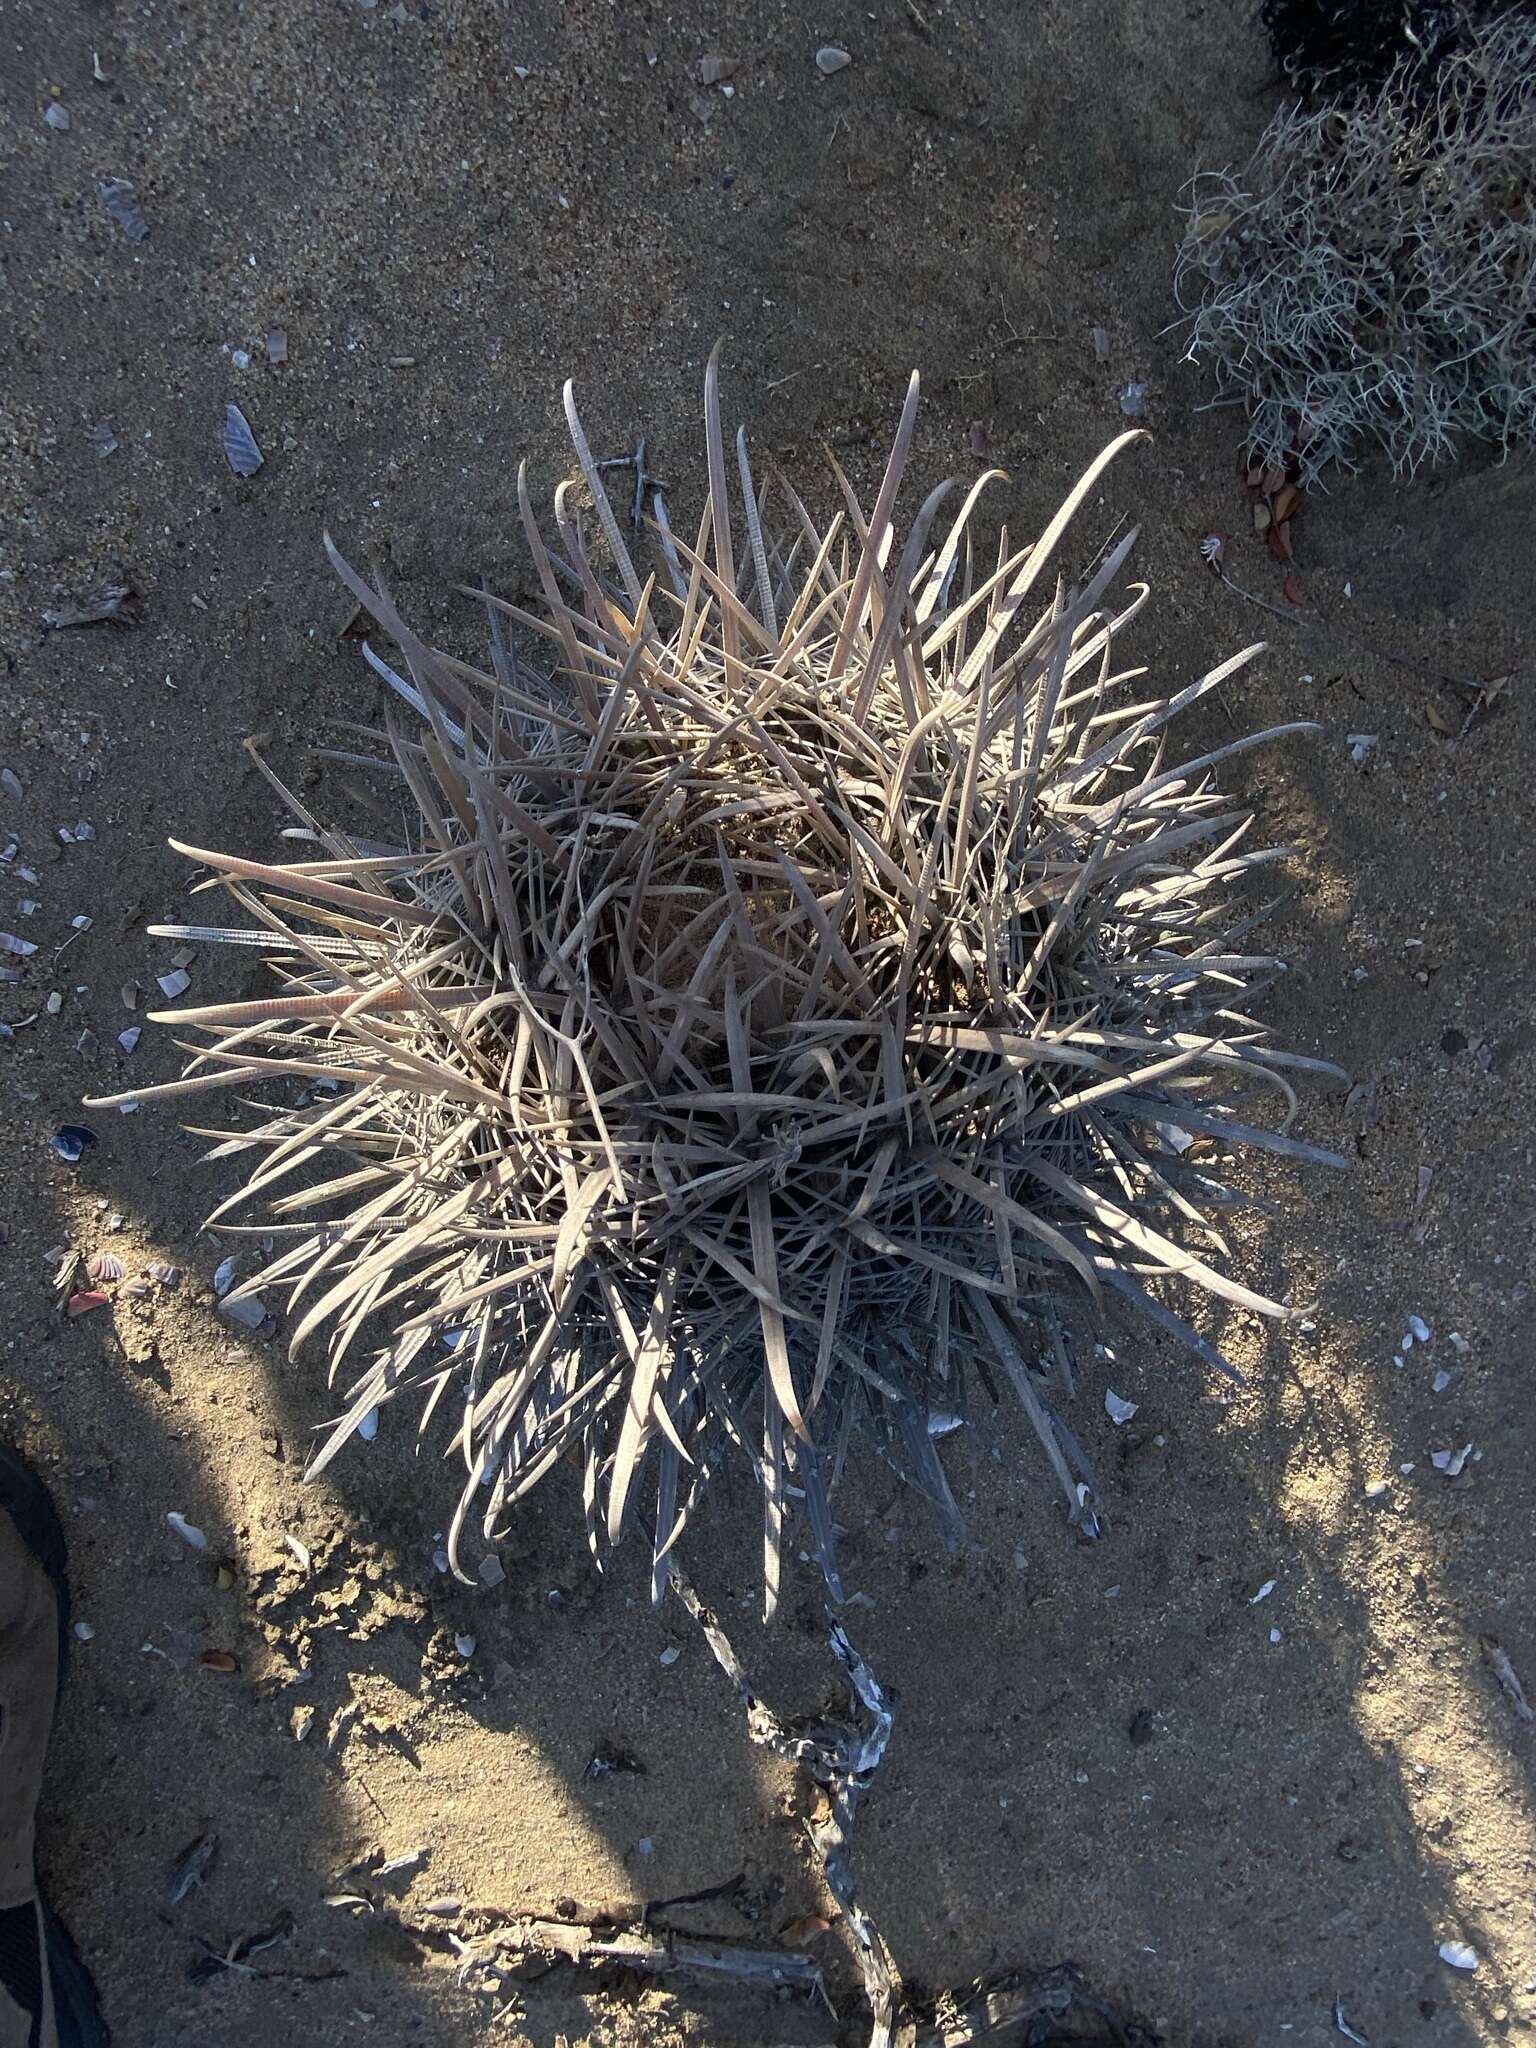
2, 1, 1533, 2043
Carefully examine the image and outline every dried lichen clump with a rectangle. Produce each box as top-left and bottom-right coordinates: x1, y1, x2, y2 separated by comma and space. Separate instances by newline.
1175, 13, 1536, 482
91, 355, 1342, 1614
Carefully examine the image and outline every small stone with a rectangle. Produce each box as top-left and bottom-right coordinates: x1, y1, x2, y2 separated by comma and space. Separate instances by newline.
219, 1294, 268, 1331
815, 45, 852, 74
477, 1554, 505, 1587
44, 102, 72, 131
658, 1645, 681, 1667
166, 1511, 208, 1551
1438, 1940, 1477, 1972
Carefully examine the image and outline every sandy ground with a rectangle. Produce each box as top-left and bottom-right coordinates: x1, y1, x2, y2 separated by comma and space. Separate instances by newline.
2, 1, 1534, 2043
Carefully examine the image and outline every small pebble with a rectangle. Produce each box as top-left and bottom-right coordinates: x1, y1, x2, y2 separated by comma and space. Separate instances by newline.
815, 44, 852, 74
477, 1554, 505, 1587
44, 101, 72, 131
1432, 1369, 1452, 1394
658, 1646, 681, 1667
219, 1294, 267, 1331
1408, 1314, 1431, 1342
454, 1632, 477, 1659
1364, 1478, 1389, 1498
1438, 1941, 1478, 1972
73, 1620, 96, 1642
166, 1511, 209, 1551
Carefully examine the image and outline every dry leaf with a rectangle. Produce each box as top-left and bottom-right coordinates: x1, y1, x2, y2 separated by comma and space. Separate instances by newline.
1266, 520, 1294, 562
1261, 463, 1287, 496
1282, 572, 1303, 605
199, 1649, 240, 1674
1425, 700, 1457, 735
779, 1912, 838, 1946
1272, 482, 1300, 524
